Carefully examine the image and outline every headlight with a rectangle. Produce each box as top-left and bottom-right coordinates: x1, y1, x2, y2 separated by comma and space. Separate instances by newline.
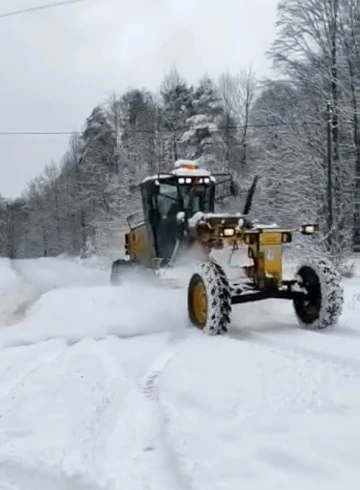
223, 228, 235, 236
305, 225, 315, 233
301, 224, 318, 234
177, 177, 192, 184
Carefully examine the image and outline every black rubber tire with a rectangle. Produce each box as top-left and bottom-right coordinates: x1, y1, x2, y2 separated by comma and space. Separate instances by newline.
293, 257, 343, 329
110, 259, 133, 285
187, 261, 232, 335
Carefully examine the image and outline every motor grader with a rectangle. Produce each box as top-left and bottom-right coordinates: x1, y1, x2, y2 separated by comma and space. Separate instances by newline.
111, 160, 343, 334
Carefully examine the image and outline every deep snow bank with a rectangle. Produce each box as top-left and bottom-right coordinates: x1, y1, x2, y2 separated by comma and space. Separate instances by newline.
11, 256, 109, 293
0, 281, 187, 348
0, 255, 111, 329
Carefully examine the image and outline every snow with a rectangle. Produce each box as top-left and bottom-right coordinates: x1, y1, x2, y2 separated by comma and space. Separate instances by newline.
0, 258, 186, 348
176, 211, 186, 223
187, 211, 248, 228
141, 159, 214, 182
253, 222, 279, 228
188, 211, 206, 227
141, 167, 213, 183
174, 159, 199, 168
0, 254, 359, 489
171, 167, 212, 177
187, 213, 304, 232
0, 258, 32, 326
160, 333, 360, 489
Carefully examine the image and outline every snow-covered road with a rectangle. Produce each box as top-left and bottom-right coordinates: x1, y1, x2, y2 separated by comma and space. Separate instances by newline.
0, 255, 359, 490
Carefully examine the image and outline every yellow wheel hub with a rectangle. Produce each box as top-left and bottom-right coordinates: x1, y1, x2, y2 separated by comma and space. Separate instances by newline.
192, 282, 207, 327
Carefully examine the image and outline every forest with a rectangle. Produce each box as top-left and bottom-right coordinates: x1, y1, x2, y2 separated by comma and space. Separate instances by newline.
1, 0, 359, 269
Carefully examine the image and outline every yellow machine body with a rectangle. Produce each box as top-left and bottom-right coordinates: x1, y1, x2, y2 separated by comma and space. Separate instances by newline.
113, 162, 316, 296
124, 222, 151, 265
189, 214, 298, 289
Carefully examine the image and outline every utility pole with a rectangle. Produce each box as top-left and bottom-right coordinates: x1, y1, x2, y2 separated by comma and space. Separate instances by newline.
326, 101, 333, 251
173, 137, 178, 161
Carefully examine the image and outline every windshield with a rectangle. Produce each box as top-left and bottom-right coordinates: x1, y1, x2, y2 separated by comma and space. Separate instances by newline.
179, 184, 211, 215
157, 181, 213, 218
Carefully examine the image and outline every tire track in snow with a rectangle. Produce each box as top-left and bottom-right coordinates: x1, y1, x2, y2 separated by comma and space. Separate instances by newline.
0, 338, 148, 490
0, 341, 105, 490
0, 342, 68, 400
141, 331, 189, 400
138, 330, 194, 490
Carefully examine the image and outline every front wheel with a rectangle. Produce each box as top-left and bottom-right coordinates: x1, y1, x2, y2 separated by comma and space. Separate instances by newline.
187, 262, 232, 335
293, 257, 343, 329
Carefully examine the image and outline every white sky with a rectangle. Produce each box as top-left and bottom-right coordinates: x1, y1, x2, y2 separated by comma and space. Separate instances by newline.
0, 0, 279, 199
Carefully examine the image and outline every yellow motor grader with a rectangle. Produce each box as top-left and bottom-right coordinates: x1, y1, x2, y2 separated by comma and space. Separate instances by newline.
111, 160, 343, 334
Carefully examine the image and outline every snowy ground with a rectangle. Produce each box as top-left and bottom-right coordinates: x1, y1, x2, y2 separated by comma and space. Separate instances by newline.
0, 254, 359, 490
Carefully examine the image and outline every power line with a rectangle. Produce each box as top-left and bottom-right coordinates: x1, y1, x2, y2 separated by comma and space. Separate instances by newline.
0, 131, 79, 135
0, 121, 324, 136
0, 0, 87, 19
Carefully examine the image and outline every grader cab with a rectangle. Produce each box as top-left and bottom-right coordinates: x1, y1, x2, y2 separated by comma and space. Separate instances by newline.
111, 160, 344, 335
111, 160, 237, 274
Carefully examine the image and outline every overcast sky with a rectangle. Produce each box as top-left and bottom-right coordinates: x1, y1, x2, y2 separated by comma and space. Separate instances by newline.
0, 0, 279, 199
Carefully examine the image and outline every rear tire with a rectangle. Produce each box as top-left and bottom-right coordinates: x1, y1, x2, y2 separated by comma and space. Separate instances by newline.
110, 259, 133, 285
187, 261, 232, 335
293, 257, 343, 329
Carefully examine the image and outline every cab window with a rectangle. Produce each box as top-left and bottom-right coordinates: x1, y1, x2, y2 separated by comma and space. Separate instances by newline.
157, 183, 178, 218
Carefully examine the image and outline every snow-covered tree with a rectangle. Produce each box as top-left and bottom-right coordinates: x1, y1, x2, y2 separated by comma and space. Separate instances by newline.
218, 67, 256, 173
265, 0, 355, 264
160, 67, 194, 167
179, 76, 227, 171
